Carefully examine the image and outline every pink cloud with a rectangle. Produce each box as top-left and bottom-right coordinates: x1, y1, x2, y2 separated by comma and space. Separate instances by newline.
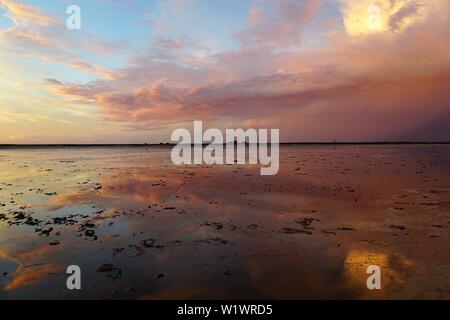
41, 0, 450, 141
0, 0, 60, 26
236, 0, 324, 48
0, 0, 120, 79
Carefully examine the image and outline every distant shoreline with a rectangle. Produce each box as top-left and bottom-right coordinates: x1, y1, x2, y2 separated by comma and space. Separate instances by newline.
0, 142, 449, 149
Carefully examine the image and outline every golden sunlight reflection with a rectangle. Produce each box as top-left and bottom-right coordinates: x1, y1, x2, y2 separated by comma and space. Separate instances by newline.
344, 249, 414, 289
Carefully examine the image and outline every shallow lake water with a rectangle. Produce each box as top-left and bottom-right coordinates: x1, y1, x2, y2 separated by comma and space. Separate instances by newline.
0, 145, 449, 299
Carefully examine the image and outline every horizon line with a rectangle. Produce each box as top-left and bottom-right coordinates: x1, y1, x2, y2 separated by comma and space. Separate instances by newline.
0, 141, 449, 148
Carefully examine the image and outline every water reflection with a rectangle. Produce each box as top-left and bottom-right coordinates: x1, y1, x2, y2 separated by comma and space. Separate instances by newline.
0, 146, 449, 299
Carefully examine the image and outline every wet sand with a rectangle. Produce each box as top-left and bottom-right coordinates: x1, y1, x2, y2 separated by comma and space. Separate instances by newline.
0, 145, 449, 299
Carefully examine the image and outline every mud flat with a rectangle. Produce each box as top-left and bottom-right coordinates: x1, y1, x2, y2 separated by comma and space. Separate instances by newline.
0, 145, 449, 299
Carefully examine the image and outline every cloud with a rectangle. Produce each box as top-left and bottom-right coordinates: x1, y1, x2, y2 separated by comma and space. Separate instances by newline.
45, 78, 63, 85
0, 0, 117, 79
388, 1, 421, 31
41, 0, 450, 141
341, 0, 443, 36
0, 0, 60, 27
236, 0, 324, 49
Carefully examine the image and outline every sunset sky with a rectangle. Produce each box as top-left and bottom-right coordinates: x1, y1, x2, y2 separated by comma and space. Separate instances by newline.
0, 0, 449, 143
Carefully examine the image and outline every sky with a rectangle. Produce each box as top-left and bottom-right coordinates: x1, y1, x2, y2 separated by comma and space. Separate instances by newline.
0, 0, 449, 143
